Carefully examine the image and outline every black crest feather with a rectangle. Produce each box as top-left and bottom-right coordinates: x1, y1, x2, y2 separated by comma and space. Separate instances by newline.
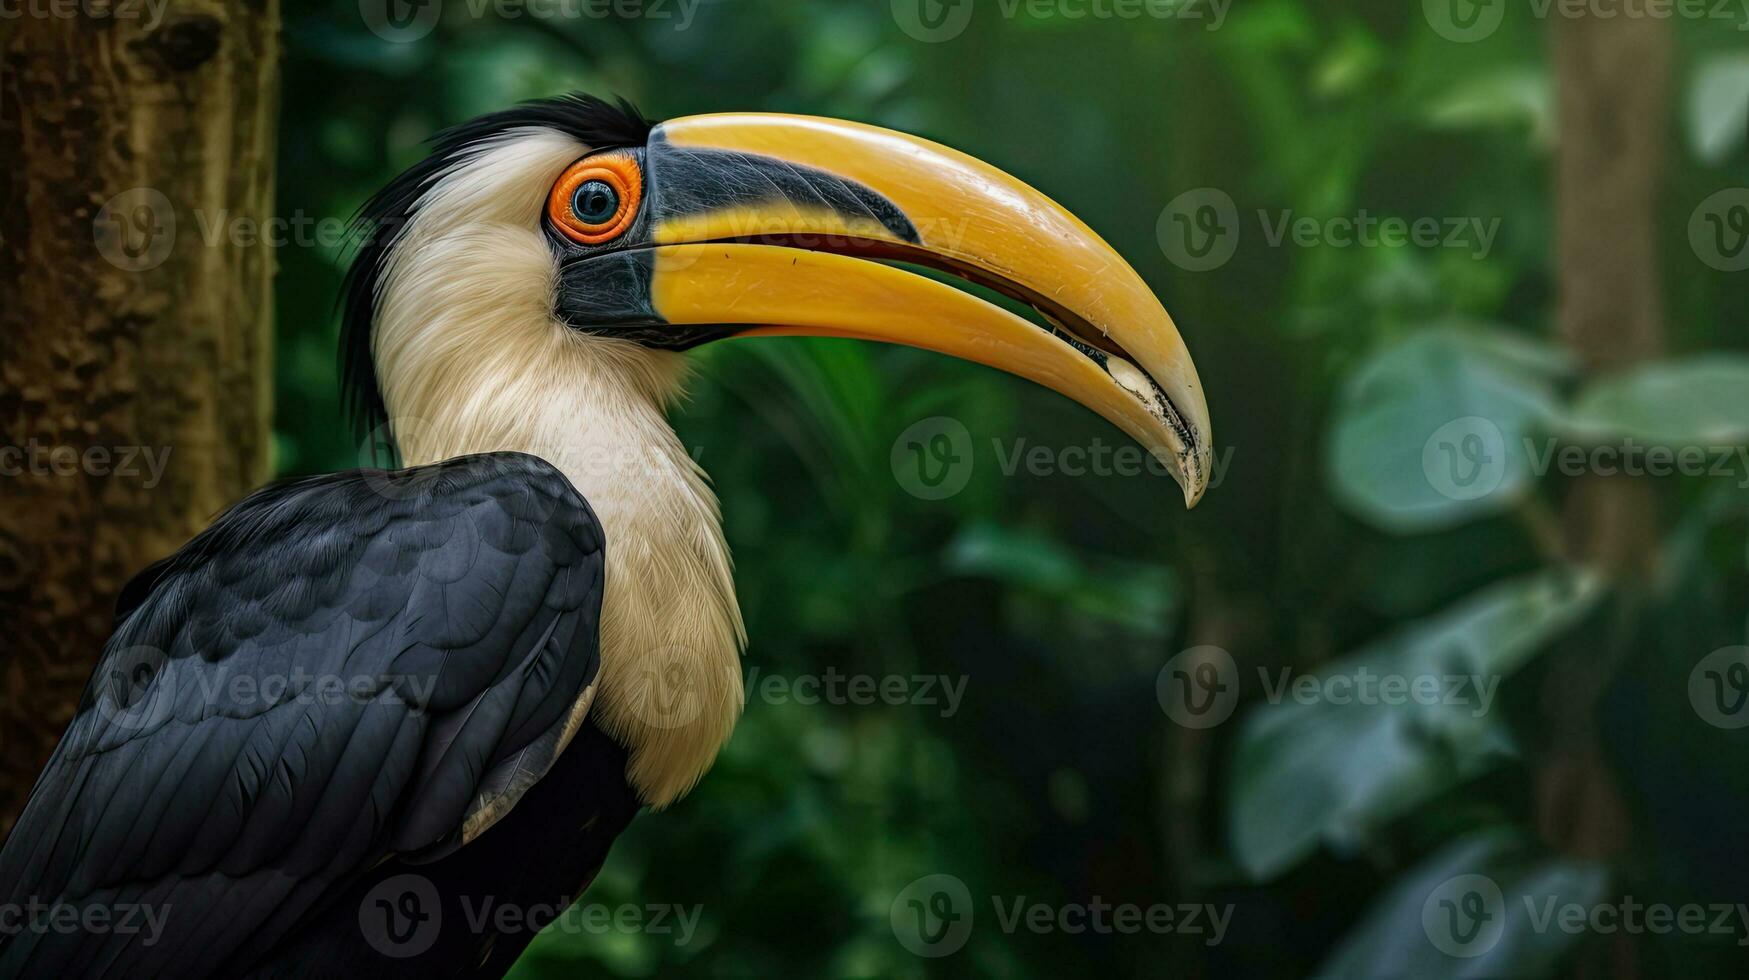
338, 94, 656, 452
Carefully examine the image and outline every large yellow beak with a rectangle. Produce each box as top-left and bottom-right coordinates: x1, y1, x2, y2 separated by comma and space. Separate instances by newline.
566, 112, 1213, 505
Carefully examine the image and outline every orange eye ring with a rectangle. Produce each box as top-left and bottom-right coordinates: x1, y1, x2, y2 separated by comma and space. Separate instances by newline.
548, 151, 642, 245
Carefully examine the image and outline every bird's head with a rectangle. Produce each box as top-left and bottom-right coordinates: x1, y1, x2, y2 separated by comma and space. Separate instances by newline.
342, 94, 1211, 505
341, 95, 1213, 806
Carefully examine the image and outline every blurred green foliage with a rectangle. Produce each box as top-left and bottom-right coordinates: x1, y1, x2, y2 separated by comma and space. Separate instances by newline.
276, 1, 1749, 976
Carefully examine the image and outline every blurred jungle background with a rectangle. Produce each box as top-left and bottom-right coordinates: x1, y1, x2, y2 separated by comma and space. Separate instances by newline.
3, 0, 1749, 977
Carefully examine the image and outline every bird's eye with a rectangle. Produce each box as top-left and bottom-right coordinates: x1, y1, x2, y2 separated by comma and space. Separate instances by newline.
548, 151, 642, 245
572, 181, 619, 225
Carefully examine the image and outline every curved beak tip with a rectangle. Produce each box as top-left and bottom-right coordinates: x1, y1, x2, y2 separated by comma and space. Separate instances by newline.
1182, 456, 1209, 509
635, 112, 1217, 511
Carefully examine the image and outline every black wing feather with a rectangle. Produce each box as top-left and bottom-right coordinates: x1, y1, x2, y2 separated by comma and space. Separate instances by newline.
0, 453, 606, 979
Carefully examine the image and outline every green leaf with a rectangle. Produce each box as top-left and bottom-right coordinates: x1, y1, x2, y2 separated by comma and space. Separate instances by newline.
1229, 569, 1602, 880
1687, 54, 1749, 166
946, 521, 1083, 593
1316, 829, 1608, 979
1327, 325, 1568, 534
1312, 26, 1383, 99
945, 522, 1177, 634
1563, 356, 1749, 447
1423, 67, 1554, 149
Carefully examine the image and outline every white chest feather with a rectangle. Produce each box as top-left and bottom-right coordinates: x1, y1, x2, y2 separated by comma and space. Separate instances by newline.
368, 131, 746, 808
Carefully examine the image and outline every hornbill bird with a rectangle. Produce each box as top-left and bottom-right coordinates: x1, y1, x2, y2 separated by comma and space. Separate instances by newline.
0, 95, 1211, 977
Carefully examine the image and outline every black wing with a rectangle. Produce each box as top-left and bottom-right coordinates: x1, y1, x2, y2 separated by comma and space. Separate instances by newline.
0, 453, 606, 979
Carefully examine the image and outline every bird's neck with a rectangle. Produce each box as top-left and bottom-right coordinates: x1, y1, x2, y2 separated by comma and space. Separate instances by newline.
387, 336, 746, 809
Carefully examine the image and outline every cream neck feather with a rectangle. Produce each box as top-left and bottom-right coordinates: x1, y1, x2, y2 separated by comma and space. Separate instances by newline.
370, 130, 745, 808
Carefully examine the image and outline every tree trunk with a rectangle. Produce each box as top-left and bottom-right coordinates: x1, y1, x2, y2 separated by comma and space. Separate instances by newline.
1541, 10, 1671, 979
0, 0, 279, 833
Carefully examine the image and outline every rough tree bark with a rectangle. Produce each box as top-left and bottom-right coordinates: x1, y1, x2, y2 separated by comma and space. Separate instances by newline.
0, 0, 279, 833
1541, 9, 1671, 979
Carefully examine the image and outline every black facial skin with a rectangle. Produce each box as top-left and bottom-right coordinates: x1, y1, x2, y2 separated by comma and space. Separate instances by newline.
548, 131, 919, 350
